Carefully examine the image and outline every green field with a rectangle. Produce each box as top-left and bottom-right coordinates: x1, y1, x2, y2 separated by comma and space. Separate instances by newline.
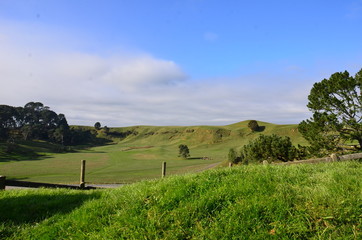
1, 161, 361, 239
0, 121, 307, 184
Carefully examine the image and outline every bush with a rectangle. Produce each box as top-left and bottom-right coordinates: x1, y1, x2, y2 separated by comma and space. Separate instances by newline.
239, 134, 300, 163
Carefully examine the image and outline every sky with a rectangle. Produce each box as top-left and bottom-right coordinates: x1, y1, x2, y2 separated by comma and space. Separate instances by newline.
1, 0, 362, 127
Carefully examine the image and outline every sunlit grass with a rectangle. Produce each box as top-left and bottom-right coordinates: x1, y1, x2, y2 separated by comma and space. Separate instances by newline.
1, 161, 361, 239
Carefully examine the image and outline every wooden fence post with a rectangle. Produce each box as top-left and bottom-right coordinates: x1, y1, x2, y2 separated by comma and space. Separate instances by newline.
0, 176, 5, 190
228, 162, 232, 168
80, 160, 86, 189
330, 153, 339, 162
162, 162, 166, 178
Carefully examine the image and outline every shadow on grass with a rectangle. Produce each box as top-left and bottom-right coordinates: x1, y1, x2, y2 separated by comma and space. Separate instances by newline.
187, 157, 204, 160
0, 191, 102, 225
255, 126, 266, 132
0, 138, 113, 162
186, 157, 215, 160
246, 126, 266, 136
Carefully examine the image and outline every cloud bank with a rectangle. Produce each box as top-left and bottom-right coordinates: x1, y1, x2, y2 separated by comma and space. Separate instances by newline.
0, 20, 315, 127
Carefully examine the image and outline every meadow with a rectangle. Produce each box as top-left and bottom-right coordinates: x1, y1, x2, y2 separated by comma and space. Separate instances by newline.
1, 161, 361, 239
0, 121, 306, 184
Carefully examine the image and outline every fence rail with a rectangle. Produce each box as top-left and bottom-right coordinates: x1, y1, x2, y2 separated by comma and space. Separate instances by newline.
0, 160, 96, 190
0, 177, 96, 190
2, 152, 361, 190
270, 152, 362, 165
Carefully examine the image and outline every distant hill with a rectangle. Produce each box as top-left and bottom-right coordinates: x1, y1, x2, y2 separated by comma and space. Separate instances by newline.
107, 120, 307, 149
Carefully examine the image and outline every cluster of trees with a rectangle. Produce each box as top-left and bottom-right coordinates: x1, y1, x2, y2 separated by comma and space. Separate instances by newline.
0, 102, 95, 146
229, 68, 361, 163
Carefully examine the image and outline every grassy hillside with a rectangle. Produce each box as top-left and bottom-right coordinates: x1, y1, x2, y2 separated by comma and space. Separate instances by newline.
1, 161, 361, 239
0, 121, 308, 183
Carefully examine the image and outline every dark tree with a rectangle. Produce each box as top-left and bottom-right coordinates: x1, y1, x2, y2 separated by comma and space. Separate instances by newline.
103, 126, 109, 134
248, 120, 260, 132
0, 105, 18, 139
94, 122, 101, 130
178, 144, 190, 158
299, 69, 362, 152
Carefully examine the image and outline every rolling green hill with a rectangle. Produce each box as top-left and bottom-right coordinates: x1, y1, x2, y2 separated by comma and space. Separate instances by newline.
109, 120, 307, 153
0, 121, 308, 183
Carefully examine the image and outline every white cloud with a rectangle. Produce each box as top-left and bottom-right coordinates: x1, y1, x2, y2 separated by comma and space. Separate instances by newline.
101, 56, 187, 91
0, 20, 315, 127
0, 36, 313, 126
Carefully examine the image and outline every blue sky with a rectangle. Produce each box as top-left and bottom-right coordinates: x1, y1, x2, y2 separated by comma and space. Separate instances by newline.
1, 0, 362, 126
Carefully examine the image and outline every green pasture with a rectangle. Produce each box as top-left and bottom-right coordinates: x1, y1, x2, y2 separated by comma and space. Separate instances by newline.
0, 121, 307, 184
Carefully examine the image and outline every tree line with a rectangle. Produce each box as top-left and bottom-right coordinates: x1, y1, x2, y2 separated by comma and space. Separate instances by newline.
0, 102, 95, 145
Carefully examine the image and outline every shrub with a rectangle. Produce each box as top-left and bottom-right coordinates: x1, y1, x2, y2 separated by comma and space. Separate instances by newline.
240, 134, 299, 163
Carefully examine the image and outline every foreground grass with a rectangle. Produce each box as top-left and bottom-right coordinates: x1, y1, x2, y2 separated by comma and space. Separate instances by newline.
1, 161, 362, 239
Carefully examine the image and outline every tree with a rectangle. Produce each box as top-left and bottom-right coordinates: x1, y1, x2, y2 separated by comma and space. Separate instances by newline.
178, 144, 190, 158
299, 69, 362, 152
248, 120, 260, 132
94, 122, 101, 130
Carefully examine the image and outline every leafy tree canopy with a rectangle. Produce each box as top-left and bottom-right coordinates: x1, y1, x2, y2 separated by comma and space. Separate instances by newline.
299, 69, 362, 153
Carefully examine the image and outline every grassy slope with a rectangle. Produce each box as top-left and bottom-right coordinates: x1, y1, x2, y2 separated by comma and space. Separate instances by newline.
0, 121, 307, 183
1, 161, 361, 239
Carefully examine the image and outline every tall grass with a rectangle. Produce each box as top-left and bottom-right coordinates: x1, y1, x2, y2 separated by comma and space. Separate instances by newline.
1, 161, 361, 239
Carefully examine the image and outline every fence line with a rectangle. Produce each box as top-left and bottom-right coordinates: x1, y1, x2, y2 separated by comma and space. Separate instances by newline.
271, 152, 362, 165
2, 152, 361, 190
0, 177, 96, 190
0, 160, 96, 190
